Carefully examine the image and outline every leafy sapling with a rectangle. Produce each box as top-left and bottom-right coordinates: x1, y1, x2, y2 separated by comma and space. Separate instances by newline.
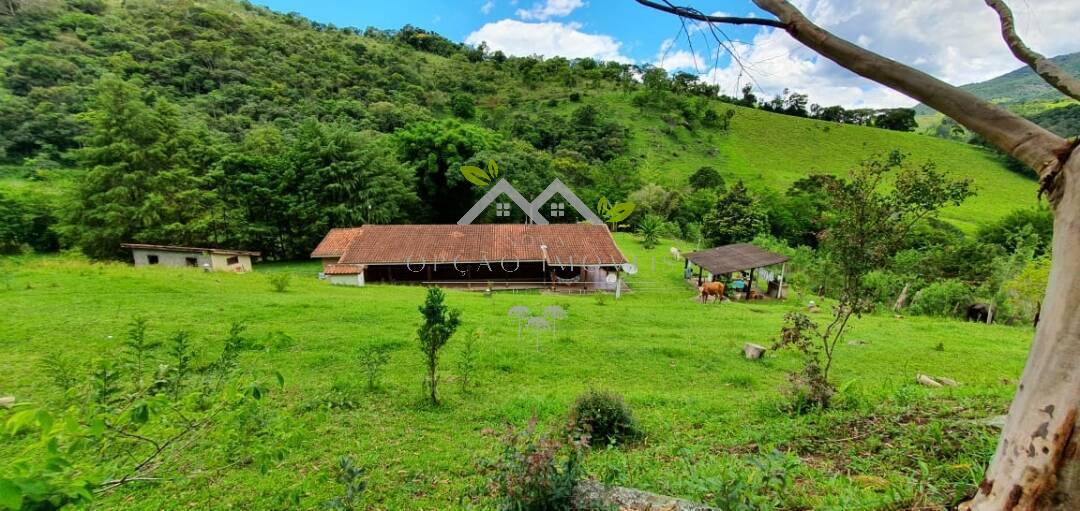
456, 329, 480, 394
323, 456, 367, 511
357, 343, 391, 390
167, 330, 195, 398
123, 316, 160, 389
216, 321, 247, 384
417, 287, 461, 405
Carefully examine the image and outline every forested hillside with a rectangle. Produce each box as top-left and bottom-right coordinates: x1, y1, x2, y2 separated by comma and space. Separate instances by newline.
0, 0, 1037, 260
915, 51, 1080, 115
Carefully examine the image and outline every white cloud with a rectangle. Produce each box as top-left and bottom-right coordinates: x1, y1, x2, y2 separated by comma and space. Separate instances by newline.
515, 0, 584, 21
481, 1, 494, 15
690, 0, 1080, 108
654, 38, 704, 72
465, 19, 631, 62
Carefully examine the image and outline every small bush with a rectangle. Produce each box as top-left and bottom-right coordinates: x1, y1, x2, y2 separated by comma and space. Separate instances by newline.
323, 455, 367, 510
569, 390, 639, 446
780, 365, 833, 414
357, 343, 394, 390
268, 272, 291, 293
488, 418, 586, 511
909, 279, 971, 317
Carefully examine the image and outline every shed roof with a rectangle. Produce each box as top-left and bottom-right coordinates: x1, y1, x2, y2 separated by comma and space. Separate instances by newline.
323, 263, 365, 275
310, 227, 363, 258
120, 243, 260, 257
684, 243, 788, 275
328, 224, 626, 266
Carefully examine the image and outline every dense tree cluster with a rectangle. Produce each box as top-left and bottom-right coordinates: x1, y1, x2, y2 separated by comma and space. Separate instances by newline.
719, 85, 918, 132
0, 0, 644, 258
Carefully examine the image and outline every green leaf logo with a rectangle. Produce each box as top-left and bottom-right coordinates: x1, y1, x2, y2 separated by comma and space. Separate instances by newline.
461, 160, 501, 187
605, 201, 636, 223
460, 165, 491, 186
596, 197, 611, 215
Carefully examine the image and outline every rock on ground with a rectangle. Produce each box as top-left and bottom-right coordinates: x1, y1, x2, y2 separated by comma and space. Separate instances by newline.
743, 343, 767, 360
573, 480, 717, 511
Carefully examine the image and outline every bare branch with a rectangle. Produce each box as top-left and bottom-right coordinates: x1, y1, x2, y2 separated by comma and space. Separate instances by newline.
985, 0, 1080, 102
635, 0, 787, 29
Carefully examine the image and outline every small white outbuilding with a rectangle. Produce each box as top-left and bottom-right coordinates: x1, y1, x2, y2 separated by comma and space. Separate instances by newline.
323, 263, 365, 286
121, 243, 260, 272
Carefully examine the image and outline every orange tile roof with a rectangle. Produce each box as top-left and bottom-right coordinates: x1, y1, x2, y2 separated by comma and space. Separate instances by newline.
326, 224, 626, 266
323, 263, 365, 275
120, 243, 260, 256
310, 227, 363, 258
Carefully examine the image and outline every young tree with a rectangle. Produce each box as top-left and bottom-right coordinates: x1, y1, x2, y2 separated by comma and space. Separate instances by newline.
774, 152, 972, 405
637, 1, 1080, 505
417, 287, 461, 405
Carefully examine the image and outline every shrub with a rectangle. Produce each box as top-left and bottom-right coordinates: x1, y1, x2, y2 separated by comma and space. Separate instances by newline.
635, 214, 664, 249
456, 329, 479, 394
488, 418, 586, 511
323, 456, 367, 510
909, 279, 972, 317
569, 390, 639, 446
357, 343, 393, 390
862, 270, 907, 306
268, 272, 291, 293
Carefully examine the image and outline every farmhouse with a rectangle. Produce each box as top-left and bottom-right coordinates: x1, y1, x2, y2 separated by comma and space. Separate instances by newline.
121, 243, 260, 272
312, 224, 628, 291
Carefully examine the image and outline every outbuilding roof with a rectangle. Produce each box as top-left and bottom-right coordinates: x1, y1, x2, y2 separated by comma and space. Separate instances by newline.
326, 224, 626, 266
310, 227, 363, 258
684, 243, 788, 275
323, 263, 365, 275
120, 243, 260, 257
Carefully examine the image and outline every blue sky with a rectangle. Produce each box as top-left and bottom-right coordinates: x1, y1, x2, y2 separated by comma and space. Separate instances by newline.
254, 1, 1080, 108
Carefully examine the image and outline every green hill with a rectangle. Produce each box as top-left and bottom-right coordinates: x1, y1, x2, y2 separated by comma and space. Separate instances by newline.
0, 0, 1039, 257
915, 51, 1080, 115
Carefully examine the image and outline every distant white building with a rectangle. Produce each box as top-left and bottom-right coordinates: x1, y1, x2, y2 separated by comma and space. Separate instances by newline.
121, 243, 260, 272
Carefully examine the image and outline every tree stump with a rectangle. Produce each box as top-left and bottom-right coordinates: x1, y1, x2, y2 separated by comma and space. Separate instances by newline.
743, 343, 767, 360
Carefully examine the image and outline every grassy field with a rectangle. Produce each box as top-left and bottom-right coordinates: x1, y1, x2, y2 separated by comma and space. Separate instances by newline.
0, 234, 1034, 509
592, 94, 1040, 234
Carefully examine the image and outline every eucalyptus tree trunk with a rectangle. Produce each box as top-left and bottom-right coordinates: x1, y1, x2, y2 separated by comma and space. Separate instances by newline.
634, 1, 1080, 507
967, 146, 1080, 510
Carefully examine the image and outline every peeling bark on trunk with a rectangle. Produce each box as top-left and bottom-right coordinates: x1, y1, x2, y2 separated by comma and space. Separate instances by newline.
963, 146, 1080, 510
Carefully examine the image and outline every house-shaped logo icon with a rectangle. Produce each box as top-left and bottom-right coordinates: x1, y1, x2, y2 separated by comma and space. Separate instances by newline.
457, 178, 604, 225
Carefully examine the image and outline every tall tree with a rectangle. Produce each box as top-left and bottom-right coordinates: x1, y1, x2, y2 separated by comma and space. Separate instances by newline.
65, 75, 215, 259
703, 180, 768, 245
637, 1, 1080, 507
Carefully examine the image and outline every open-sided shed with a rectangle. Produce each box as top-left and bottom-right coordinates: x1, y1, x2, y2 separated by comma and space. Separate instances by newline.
684, 243, 789, 298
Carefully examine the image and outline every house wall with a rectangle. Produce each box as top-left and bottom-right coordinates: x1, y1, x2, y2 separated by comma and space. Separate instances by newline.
209, 253, 253, 272
329, 273, 364, 286
130, 249, 252, 272
131, 249, 210, 269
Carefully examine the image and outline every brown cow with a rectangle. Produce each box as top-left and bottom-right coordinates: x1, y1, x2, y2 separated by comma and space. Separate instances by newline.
699, 282, 725, 303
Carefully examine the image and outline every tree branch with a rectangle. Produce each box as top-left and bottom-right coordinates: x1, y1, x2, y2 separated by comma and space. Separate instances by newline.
635, 0, 787, 29
985, 0, 1080, 102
